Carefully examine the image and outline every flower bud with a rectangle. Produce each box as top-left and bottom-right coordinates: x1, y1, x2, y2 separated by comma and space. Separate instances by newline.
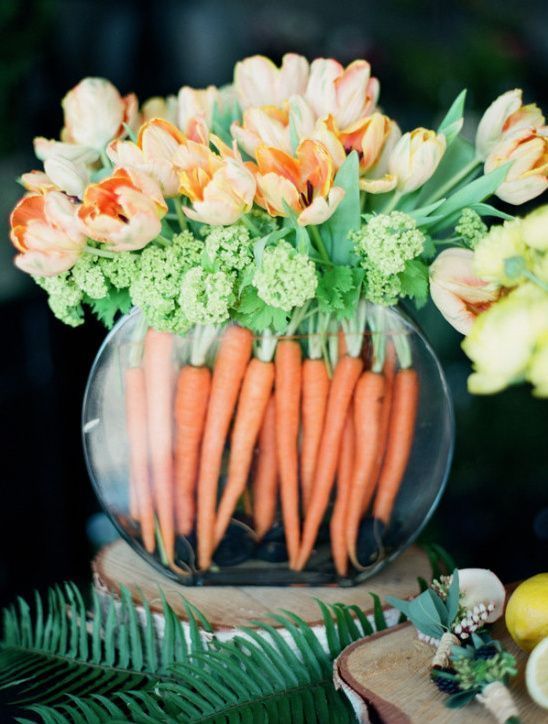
388, 128, 446, 194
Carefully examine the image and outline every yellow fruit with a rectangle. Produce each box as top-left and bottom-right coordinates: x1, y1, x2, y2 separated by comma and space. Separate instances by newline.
526, 636, 548, 709
505, 573, 548, 652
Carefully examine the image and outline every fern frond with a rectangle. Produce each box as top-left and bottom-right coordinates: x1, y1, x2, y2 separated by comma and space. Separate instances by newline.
2, 587, 390, 723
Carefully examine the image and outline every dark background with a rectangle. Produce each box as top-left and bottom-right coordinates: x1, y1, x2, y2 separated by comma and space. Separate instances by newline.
0, 0, 546, 608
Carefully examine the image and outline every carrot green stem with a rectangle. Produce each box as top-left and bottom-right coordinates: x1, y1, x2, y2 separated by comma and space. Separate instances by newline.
256, 328, 278, 362
341, 298, 368, 358
190, 324, 218, 367
154, 515, 169, 567
128, 314, 148, 368
286, 301, 310, 336
389, 312, 412, 369
369, 306, 386, 374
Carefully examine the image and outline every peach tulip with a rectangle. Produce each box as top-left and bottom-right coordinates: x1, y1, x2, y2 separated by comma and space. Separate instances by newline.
175, 140, 256, 225
10, 191, 86, 276
33, 137, 99, 166
20, 171, 58, 194
305, 59, 379, 131
78, 168, 167, 251
252, 139, 345, 226
430, 248, 500, 335
388, 128, 446, 194
141, 95, 178, 125
235, 54, 309, 109
231, 105, 294, 158
485, 127, 548, 205
341, 112, 399, 174
108, 118, 186, 196
177, 85, 219, 142
476, 89, 545, 160
61, 78, 138, 150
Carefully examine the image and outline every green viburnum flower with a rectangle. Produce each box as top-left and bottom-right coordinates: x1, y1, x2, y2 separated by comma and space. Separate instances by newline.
129, 231, 202, 334
34, 273, 84, 327
352, 211, 426, 276
252, 240, 317, 311
204, 225, 253, 272
71, 254, 109, 299
361, 259, 402, 306
180, 267, 235, 325
455, 208, 488, 249
99, 251, 141, 289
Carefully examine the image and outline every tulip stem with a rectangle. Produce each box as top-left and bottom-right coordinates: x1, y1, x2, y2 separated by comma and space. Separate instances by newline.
173, 197, 188, 231
309, 225, 331, 263
84, 244, 116, 259
382, 190, 402, 213
426, 156, 482, 204
241, 214, 261, 236
155, 234, 172, 247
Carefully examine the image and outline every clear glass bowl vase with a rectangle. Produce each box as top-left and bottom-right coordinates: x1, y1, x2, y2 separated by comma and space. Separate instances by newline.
83, 305, 454, 586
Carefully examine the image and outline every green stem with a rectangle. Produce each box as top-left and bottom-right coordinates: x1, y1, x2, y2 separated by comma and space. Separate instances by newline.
309, 225, 330, 264
426, 156, 482, 204
523, 269, 548, 293
173, 197, 188, 231
382, 190, 402, 213
99, 148, 112, 170
155, 234, 172, 247
84, 244, 116, 259
241, 214, 261, 236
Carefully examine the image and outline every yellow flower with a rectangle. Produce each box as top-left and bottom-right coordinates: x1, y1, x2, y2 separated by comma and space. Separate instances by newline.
486, 127, 548, 205
430, 248, 500, 334
388, 128, 446, 194
235, 54, 309, 109
305, 59, 379, 131
473, 220, 527, 287
476, 89, 545, 160
521, 205, 548, 252
10, 191, 86, 276
463, 283, 548, 394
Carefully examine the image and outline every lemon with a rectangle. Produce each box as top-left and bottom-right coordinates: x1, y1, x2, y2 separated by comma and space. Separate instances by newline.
526, 637, 548, 709
505, 573, 548, 652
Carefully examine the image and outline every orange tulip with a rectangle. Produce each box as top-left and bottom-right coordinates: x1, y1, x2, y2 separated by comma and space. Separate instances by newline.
10, 191, 86, 276
340, 112, 399, 174
78, 168, 167, 251
235, 54, 309, 109
252, 139, 345, 226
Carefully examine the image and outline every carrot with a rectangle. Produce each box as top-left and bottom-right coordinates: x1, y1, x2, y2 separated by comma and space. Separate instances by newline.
360, 342, 397, 514
196, 325, 253, 569
125, 366, 155, 553
252, 395, 278, 539
373, 368, 419, 524
300, 358, 330, 512
345, 372, 385, 567
174, 365, 211, 536
275, 339, 303, 568
143, 329, 175, 560
329, 406, 355, 576
214, 357, 275, 545
338, 328, 347, 358
295, 354, 364, 571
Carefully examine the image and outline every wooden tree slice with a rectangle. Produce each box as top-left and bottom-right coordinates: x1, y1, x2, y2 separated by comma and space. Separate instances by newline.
92, 539, 430, 631
335, 619, 544, 723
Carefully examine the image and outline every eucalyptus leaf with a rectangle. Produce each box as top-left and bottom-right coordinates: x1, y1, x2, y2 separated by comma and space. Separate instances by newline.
446, 569, 460, 626
445, 689, 479, 709
406, 590, 446, 639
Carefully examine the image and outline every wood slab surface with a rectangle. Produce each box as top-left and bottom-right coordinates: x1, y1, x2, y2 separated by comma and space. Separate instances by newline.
92, 539, 431, 630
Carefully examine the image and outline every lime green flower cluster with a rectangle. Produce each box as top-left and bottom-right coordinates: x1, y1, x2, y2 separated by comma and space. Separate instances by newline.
455, 208, 488, 248
352, 211, 426, 305
452, 651, 518, 691
463, 207, 548, 397
180, 267, 235, 325
129, 231, 203, 334
252, 240, 318, 311
204, 225, 253, 272
34, 273, 85, 327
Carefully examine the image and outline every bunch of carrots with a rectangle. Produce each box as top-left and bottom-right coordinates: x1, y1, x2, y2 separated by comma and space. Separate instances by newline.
125, 305, 419, 577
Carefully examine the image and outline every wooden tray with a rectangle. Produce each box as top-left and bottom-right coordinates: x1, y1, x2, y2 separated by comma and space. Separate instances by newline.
92, 539, 430, 631
335, 619, 544, 723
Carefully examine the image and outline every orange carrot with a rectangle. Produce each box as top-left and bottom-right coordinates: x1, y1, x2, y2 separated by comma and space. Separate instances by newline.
196, 325, 253, 569
373, 368, 419, 524
125, 366, 155, 553
143, 329, 175, 560
295, 354, 363, 571
174, 365, 211, 536
338, 329, 347, 358
361, 342, 397, 514
252, 395, 278, 539
329, 407, 355, 576
345, 372, 385, 567
300, 358, 330, 512
214, 358, 275, 545
275, 340, 302, 568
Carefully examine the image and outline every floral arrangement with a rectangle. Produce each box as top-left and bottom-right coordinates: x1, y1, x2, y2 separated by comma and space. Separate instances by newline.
7, 56, 548, 575
8, 55, 547, 397
388, 568, 521, 722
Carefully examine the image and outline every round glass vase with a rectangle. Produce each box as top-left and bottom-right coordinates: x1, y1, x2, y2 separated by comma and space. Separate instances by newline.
83, 306, 454, 586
